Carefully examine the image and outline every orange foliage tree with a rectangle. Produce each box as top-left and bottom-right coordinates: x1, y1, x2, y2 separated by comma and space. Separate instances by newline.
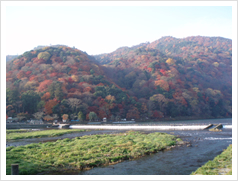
44, 100, 58, 114
154, 80, 169, 91
38, 80, 53, 92
41, 92, 51, 101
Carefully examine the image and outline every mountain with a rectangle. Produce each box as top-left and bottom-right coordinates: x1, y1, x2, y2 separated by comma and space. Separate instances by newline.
6, 45, 129, 121
94, 36, 232, 118
6, 36, 232, 122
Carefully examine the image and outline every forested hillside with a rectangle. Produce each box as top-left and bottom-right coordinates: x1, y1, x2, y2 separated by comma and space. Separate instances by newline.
95, 36, 232, 119
6, 46, 129, 121
6, 36, 232, 122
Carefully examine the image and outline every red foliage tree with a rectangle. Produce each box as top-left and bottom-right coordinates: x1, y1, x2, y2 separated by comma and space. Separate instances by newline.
41, 92, 51, 101
17, 71, 26, 79
50, 72, 58, 77
38, 80, 53, 92
44, 100, 58, 114
126, 107, 140, 120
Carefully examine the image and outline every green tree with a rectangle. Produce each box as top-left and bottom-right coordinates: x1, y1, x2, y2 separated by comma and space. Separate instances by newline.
78, 111, 85, 121
6, 88, 20, 106
89, 112, 97, 121
48, 81, 64, 101
90, 69, 95, 75
21, 90, 41, 114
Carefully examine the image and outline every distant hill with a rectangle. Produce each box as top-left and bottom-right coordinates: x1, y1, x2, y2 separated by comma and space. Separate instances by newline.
6, 36, 232, 122
6, 45, 131, 121
6, 55, 19, 62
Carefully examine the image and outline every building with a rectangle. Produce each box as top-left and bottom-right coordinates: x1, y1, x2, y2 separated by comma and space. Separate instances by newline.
6, 117, 18, 123
29, 119, 44, 124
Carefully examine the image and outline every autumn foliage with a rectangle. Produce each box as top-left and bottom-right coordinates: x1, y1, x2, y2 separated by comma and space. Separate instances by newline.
6, 37, 232, 121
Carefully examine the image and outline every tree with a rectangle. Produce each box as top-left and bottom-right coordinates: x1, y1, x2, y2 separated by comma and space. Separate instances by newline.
41, 92, 51, 101
89, 111, 97, 121
17, 112, 29, 121
126, 107, 140, 120
38, 80, 53, 92
150, 94, 167, 112
37, 51, 51, 61
33, 112, 44, 120
17, 70, 26, 79
154, 80, 169, 91
62, 114, 69, 121
44, 100, 58, 115
21, 90, 41, 114
43, 115, 55, 122
48, 81, 64, 100
90, 69, 95, 75
166, 58, 176, 65
6, 88, 21, 114
105, 95, 115, 104
78, 111, 85, 121
66, 98, 82, 113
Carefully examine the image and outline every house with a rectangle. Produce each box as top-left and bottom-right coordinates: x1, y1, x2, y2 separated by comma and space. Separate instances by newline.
29, 119, 44, 124
6, 117, 18, 123
103, 117, 107, 122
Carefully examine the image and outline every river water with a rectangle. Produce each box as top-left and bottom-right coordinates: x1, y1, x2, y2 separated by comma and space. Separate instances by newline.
6, 118, 232, 175
78, 118, 232, 175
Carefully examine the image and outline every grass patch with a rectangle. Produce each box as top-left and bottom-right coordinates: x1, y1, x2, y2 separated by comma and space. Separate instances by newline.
6, 131, 179, 175
6, 129, 30, 134
191, 144, 232, 175
6, 129, 86, 140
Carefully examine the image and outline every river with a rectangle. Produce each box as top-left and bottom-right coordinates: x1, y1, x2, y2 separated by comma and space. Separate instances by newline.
6, 118, 232, 175
77, 118, 232, 175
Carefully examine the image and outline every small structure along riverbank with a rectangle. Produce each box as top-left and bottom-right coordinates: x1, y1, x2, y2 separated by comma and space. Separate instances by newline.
209, 124, 223, 132
6, 123, 52, 129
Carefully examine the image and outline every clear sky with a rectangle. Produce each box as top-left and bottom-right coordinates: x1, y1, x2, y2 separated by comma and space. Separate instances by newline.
3, 1, 234, 55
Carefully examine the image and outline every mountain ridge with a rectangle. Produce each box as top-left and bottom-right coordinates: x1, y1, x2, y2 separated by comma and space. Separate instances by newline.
6, 36, 232, 122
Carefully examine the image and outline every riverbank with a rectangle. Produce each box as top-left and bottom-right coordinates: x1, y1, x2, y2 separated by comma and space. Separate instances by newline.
6, 129, 86, 140
191, 144, 232, 175
6, 131, 185, 175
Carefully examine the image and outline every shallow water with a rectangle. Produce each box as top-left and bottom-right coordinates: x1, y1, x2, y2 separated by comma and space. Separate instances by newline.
78, 118, 232, 175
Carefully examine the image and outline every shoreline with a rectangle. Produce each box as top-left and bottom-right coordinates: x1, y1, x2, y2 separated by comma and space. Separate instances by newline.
191, 144, 232, 175
6, 131, 183, 175
37, 139, 189, 175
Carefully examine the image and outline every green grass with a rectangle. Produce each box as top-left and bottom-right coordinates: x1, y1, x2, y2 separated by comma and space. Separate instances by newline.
6, 129, 86, 140
6, 129, 30, 134
191, 144, 232, 175
6, 131, 179, 175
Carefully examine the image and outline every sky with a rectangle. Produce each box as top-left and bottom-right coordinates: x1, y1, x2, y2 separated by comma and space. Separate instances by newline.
3, 1, 234, 56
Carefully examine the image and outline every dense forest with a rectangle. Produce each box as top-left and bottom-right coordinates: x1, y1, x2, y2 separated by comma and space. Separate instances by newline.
6, 36, 232, 122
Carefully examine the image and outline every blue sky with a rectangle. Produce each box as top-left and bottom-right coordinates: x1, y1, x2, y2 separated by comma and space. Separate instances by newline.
3, 1, 234, 55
